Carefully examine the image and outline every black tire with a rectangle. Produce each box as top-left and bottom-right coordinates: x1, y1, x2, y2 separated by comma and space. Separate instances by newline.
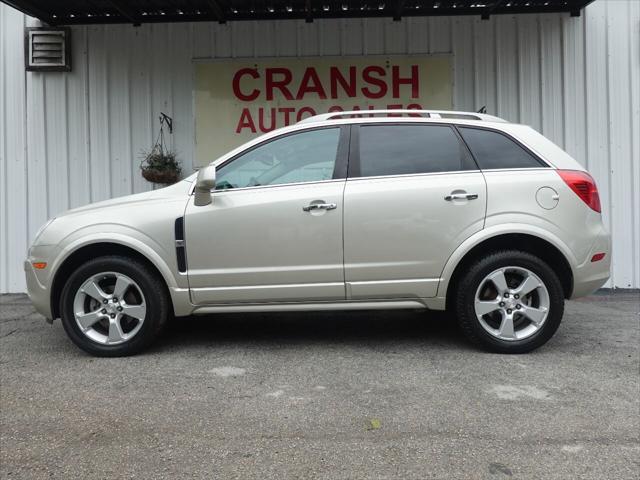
60, 255, 170, 357
454, 250, 564, 354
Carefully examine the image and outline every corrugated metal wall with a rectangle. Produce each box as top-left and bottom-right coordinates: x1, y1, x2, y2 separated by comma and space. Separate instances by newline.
1, 0, 639, 292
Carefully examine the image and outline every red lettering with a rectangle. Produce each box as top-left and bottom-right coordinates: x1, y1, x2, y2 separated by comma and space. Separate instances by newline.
232, 68, 260, 101
266, 68, 294, 101
328, 105, 344, 112
236, 108, 256, 133
350, 105, 366, 118
361, 66, 387, 99
296, 107, 317, 122
296, 68, 327, 100
407, 103, 423, 116
330, 66, 356, 98
278, 107, 295, 125
392, 65, 419, 98
386, 104, 403, 116
258, 107, 276, 133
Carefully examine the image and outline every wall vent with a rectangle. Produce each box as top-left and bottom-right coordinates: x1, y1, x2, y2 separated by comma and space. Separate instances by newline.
25, 28, 71, 72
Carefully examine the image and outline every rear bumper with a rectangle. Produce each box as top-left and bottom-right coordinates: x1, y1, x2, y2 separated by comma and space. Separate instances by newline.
570, 227, 611, 299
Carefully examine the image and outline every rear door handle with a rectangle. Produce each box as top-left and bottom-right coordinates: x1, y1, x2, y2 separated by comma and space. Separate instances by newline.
444, 193, 478, 201
303, 203, 337, 212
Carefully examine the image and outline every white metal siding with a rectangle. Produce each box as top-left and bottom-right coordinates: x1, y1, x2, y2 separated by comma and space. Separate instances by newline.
1, 0, 638, 292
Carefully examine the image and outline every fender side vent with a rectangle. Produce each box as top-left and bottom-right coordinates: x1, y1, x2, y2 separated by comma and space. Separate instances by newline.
174, 217, 187, 273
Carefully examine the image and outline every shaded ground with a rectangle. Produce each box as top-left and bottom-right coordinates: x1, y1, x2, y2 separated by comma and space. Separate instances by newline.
1, 292, 639, 479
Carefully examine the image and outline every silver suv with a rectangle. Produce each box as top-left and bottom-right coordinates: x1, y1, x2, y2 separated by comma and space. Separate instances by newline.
25, 110, 611, 356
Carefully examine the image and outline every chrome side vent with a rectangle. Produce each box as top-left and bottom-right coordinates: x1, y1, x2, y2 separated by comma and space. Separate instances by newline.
25, 28, 71, 72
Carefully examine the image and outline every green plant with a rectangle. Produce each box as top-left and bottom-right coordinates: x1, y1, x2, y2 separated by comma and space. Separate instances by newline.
140, 147, 182, 184
140, 113, 181, 184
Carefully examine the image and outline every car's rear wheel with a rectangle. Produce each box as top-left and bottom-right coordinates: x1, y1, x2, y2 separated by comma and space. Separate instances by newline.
60, 255, 169, 357
454, 250, 564, 353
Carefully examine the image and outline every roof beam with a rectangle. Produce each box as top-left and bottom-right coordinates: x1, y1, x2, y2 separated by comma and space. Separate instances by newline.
106, 0, 141, 25
305, 0, 313, 23
569, 0, 593, 16
481, 0, 506, 20
2, 0, 55, 24
393, 0, 405, 21
7, 0, 595, 26
203, 0, 226, 23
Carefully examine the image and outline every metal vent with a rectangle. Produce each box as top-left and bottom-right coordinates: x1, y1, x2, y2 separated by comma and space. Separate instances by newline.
25, 28, 71, 72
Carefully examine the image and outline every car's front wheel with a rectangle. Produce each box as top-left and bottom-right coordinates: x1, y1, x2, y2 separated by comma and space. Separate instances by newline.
454, 250, 565, 353
60, 255, 169, 357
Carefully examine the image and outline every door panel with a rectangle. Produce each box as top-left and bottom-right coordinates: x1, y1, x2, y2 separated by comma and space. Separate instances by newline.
185, 181, 345, 304
343, 172, 486, 299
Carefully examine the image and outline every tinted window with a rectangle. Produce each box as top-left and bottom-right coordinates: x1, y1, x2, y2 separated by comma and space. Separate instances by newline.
458, 127, 544, 169
356, 125, 471, 177
215, 128, 340, 190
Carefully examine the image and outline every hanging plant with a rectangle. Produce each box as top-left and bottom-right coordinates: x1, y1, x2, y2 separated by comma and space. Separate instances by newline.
140, 113, 182, 185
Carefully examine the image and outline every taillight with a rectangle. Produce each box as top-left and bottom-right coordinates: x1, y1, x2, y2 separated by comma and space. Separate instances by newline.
557, 170, 601, 213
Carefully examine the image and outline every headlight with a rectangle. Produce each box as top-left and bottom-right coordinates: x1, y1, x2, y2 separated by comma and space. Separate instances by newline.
33, 218, 55, 245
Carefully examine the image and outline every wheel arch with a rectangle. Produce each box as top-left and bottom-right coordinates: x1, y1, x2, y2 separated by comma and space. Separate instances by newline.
50, 241, 175, 320
441, 232, 574, 310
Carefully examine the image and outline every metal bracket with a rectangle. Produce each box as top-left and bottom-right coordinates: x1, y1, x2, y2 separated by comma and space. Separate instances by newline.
160, 112, 173, 134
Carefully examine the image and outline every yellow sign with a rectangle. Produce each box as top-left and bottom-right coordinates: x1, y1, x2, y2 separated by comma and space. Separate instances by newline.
194, 55, 452, 166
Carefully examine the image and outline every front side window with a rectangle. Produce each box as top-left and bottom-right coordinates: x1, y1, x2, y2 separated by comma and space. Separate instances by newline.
215, 128, 341, 190
355, 124, 472, 178
458, 127, 545, 170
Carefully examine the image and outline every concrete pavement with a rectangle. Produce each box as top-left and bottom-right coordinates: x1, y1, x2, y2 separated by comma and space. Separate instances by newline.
1, 292, 638, 479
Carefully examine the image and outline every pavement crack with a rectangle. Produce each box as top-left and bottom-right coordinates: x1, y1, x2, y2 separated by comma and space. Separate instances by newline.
0, 329, 18, 338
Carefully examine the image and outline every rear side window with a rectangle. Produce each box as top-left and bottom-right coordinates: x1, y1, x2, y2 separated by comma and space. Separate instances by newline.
355, 124, 473, 178
458, 127, 545, 169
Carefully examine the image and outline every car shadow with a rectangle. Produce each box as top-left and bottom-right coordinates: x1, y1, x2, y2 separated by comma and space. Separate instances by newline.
152, 309, 474, 352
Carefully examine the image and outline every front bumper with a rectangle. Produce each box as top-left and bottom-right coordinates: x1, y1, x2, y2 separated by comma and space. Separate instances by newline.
24, 245, 57, 321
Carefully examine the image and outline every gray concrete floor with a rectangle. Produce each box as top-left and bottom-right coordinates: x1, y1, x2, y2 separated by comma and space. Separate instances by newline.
0, 292, 639, 479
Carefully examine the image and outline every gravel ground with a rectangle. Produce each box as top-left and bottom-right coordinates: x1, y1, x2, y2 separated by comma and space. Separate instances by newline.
1, 292, 638, 479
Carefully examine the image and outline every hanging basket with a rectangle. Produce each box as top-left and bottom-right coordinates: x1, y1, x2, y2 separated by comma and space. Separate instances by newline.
141, 167, 180, 184
140, 113, 181, 185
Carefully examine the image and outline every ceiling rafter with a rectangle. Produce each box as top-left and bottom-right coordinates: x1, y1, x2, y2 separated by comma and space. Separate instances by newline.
393, 0, 405, 22
481, 0, 507, 20
106, 0, 141, 25
203, 0, 226, 23
305, 0, 313, 23
2, 0, 55, 24
0, 0, 598, 26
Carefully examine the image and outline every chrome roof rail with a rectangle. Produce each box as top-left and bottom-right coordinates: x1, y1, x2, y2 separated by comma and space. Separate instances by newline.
297, 109, 507, 124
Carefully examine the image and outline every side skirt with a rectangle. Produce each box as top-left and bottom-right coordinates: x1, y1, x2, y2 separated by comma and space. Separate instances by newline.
190, 299, 439, 315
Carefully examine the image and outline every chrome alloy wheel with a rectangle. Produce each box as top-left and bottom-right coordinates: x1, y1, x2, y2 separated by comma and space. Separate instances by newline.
73, 272, 147, 345
474, 266, 550, 341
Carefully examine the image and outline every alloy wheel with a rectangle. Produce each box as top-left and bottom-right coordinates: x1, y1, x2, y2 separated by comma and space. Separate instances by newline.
474, 266, 550, 341
73, 272, 147, 345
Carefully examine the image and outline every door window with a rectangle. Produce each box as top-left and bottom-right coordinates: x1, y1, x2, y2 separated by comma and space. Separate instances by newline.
355, 124, 473, 178
458, 127, 545, 169
215, 128, 341, 190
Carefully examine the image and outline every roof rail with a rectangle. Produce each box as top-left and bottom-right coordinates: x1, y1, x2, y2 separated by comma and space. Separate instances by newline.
297, 109, 507, 124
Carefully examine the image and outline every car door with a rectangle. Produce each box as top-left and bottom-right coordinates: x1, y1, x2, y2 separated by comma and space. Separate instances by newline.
185, 126, 349, 304
343, 122, 486, 299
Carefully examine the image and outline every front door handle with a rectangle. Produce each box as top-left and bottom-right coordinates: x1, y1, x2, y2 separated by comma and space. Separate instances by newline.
303, 203, 337, 212
444, 193, 479, 201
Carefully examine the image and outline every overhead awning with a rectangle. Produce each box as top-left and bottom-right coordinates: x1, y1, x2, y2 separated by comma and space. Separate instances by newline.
2, 0, 596, 26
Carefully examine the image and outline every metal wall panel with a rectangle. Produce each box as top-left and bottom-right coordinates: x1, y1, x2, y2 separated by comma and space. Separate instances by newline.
1, 7, 28, 293
1, 1, 638, 292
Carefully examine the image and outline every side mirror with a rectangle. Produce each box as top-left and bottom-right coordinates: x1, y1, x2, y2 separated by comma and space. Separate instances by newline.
194, 165, 216, 206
